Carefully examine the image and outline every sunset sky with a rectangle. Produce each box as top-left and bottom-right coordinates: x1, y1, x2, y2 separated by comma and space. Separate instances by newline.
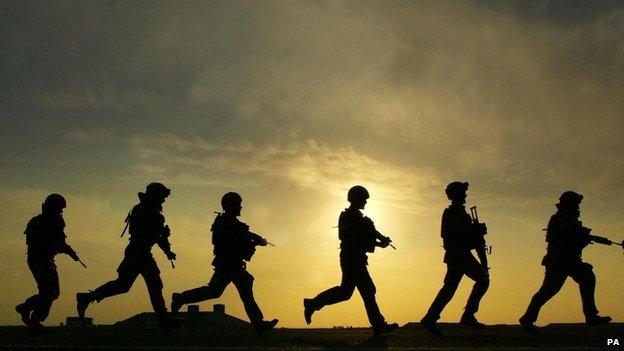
1, 1, 624, 328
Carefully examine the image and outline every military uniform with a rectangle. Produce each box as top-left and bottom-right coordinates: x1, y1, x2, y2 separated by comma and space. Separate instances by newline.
305, 207, 387, 328
173, 213, 264, 323
79, 191, 173, 321
18, 212, 77, 324
423, 203, 490, 322
521, 210, 599, 323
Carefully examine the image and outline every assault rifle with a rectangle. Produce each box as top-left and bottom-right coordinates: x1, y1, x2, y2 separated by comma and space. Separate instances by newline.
541, 228, 623, 250
587, 234, 623, 248
470, 206, 491, 271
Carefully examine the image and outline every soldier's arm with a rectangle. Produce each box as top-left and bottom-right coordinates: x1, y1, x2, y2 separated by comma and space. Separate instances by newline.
574, 223, 592, 248
54, 219, 79, 260
157, 226, 174, 255
153, 212, 175, 256
248, 231, 267, 246
364, 218, 387, 242
366, 220, 391, 247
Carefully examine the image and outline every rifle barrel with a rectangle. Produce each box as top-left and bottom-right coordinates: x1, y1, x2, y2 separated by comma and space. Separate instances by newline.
78, 259, 87, 269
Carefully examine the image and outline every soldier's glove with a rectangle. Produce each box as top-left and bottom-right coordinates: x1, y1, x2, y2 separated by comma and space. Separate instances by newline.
257, 238, 268, 247
165, 250, 177, 261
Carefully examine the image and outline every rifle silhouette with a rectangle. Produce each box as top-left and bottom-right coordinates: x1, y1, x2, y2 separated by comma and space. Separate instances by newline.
77, 258, 87, 268
587, 234, 623, 247
470, 206, 490, 272
541, 229, 623, 249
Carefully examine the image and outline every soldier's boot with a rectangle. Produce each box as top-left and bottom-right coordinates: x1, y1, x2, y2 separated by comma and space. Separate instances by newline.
420, 315, 442, 335
518, 316, 539, 334
171, 293, 183, 315
372, 321, 399, 336
585, 315, 611, 326
15, 303, 31, 326
460, 313, 486, 329
76, 292, 94, 319
303, 298, 315, 325
254, 319, 279, 335
159, 317, 184, 334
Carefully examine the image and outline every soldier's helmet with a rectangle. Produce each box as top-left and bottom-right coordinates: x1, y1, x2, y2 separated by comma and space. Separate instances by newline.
44, 193, 67, 209
558, 191, 583, 206
347, 185, 369, 203
145, 182, 171, 198
445, 181, 469, 200
221, 192, 243, 211
42, 193, 66, 214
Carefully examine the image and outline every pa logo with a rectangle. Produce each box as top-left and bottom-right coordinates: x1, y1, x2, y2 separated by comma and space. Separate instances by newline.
607, 338, 620, 346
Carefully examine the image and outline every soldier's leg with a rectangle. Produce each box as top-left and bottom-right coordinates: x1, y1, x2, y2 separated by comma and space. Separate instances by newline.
232, 270, 263, 323
90, 257, 140, 302
423, 263, 463, 321
29, 263, 60, 323
521, 267, 567, 323
176, 270, 231, 305
462, 255, 490, 315
308, 268, 357, 312
570, 262, 599, 317
22, 261, 47, 313
76, 256, 140, 319
140, 259, 167, 317
355, 268, 385, 327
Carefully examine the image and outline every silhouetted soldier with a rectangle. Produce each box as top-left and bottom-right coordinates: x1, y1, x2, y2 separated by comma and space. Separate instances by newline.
519, 191, 611, 333
303, 186, 398, 336
170, 192, 278, 334
76, 182, 182, 332
15, 194, 81, 332
421, 182, 490, 334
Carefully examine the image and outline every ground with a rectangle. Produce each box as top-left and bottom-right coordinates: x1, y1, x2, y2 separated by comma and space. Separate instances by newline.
0, 323, 622, 350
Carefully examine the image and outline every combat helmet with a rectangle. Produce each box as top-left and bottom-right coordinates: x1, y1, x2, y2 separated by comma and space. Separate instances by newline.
221, 192, 243, 212
347, 185, 369, 203
445, 181, 469, 200
558, 191, 583, 206
145, 182, 171, 198
42, 193, 66, 213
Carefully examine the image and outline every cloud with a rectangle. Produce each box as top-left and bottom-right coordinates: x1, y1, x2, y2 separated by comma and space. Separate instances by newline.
130, 134, 441, 211
62, 129, 115, 143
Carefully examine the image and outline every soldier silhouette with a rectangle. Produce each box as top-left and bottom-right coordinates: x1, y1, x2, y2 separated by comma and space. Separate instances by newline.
303, 185, 398, 336
421, 182, 490, 334
76, 182, 183, 332
170, 192, 278, 335
519, 191, 611, 333
15, 194, 82, 332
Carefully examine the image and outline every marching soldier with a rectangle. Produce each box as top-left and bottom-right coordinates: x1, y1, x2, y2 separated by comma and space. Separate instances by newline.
519, 191, 611, 333
303, 185, 398, 336
76, 182, 182, 332
170, 192, 278, 335
421, 182, 490, 334
16, 194, 81, 332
